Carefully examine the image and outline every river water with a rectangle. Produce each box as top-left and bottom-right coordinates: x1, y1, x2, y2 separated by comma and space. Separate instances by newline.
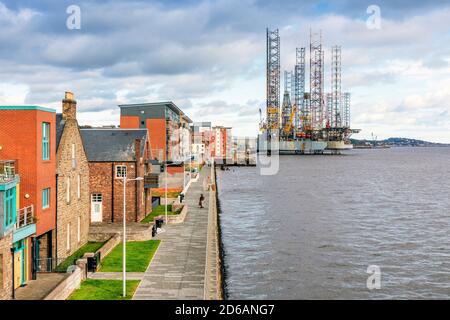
216, 147, 450, 299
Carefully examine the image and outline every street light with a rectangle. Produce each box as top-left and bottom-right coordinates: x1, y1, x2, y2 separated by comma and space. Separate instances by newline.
122, 175, 143, 297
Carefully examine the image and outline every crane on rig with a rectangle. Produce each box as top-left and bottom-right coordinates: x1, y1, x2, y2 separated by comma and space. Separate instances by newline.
283, 105, 297, 136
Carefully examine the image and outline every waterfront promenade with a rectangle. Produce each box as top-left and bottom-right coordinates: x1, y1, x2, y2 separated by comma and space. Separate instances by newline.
133, 167, 212, 300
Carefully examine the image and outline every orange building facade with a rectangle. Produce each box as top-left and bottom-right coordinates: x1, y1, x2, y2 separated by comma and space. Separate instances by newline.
0, 106, 57, 275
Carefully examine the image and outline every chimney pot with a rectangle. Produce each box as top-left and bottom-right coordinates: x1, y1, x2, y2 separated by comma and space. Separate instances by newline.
62, 91, 77, 120
65, 91, 74, 100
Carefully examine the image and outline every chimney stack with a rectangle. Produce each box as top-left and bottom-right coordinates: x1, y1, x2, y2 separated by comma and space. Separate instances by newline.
62, 91, 77, 120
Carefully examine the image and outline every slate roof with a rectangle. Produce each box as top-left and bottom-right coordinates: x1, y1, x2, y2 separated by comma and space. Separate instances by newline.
56, 113, 65, 149
80, 129, 147, 162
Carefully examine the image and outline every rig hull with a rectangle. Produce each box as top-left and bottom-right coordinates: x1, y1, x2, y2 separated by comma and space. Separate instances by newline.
257, 135, 328, 154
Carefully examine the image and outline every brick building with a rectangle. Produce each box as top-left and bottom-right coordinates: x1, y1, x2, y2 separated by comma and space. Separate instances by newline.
0, 105, 55, 294
80, 129, 152, 223
55, 92, 90, 263
118, 102, 192, 162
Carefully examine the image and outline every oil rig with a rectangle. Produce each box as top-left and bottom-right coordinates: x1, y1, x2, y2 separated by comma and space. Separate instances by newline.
258, 28, 360, 154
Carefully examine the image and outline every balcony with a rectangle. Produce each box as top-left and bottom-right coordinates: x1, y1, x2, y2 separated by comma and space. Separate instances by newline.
0, 160, 19, 187
144, 173, 159, 188
13, 205, 36, 242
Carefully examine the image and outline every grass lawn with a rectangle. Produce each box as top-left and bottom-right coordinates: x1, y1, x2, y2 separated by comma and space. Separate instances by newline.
55, 241, 105, 272
68, 279, 140, 300
98, 240, 160, 272
141, 204, 181, 223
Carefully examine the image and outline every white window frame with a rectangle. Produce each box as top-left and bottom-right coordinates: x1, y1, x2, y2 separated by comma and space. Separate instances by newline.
115, 165, 127, 179
91, 193, 102, 202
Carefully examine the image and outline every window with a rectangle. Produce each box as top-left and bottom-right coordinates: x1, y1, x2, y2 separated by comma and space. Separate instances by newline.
66, 177, 70, 204
77, 174, 81, 199
4, 187, 16, 228
42, 122, 50, 160
71, 143, 76, 169
91, 194, 102, 202
66, 223, 71, 251
115, 165, 127, 178
77, 216, 81, 243
42, 188, 50, 209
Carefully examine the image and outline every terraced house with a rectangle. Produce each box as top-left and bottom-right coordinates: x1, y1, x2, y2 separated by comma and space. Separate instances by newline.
80, 128, 153, 223
0, 105, 56, 298
55, 92, 90, 264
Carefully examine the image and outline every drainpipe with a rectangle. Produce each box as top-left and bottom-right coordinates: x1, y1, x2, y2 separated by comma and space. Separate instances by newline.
111, 163, 115, 223
134, 139, 141, 222
10, 247, 15, 299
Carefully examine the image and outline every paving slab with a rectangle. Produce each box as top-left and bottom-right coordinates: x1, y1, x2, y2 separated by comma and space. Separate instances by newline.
133, 167, 211, 300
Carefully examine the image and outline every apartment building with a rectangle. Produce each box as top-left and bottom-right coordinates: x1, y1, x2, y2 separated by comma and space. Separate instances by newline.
0, 105, 55, 288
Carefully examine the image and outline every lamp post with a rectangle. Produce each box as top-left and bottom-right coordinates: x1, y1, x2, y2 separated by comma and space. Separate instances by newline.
122, 175, 143, 297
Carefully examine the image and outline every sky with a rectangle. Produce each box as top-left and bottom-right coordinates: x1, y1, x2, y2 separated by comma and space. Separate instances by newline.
0, 0, 449, 142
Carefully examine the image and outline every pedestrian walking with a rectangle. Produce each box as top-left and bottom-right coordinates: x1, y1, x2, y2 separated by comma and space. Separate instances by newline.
199, 193, 205, 208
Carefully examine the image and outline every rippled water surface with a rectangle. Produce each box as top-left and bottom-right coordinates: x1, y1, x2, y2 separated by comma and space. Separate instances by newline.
217, 147, 450, 299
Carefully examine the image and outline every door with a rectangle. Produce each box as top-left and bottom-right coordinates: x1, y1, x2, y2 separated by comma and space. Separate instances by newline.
91, 194, 103, 222
14, 251, 22, 289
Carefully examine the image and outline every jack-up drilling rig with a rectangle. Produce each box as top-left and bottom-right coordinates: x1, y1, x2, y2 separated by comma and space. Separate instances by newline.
259, 28, 360, 154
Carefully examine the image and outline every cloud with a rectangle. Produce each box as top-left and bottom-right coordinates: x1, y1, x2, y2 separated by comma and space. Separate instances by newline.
0, 0, 449, 142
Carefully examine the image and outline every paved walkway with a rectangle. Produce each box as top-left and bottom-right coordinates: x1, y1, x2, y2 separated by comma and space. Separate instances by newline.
133, 167, 211, 299
88, 272, 144, 280
15, 273, 69, 300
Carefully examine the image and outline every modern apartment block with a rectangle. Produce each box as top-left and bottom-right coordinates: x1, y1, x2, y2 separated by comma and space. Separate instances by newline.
0, 105, 56, 292
55, 92, 90, 263
212, 126, 232, 163
118, 102, 192, 162
191, 122, 213, 165
80, 129, 152, 223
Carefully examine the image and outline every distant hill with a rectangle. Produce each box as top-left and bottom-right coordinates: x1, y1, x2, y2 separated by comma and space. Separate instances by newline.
351, 137, 449, 147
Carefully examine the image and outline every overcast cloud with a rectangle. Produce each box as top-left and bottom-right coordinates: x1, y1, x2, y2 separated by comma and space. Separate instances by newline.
0, 0, 449, 142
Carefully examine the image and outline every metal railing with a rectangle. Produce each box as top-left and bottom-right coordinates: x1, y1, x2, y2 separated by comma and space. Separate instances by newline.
16, 205, 34, 229
0, 160, 17, 183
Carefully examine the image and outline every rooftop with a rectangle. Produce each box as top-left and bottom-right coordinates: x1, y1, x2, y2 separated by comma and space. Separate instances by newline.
118, 101, 192, 123
80, 129, 147, 162
0, 105, 56, 113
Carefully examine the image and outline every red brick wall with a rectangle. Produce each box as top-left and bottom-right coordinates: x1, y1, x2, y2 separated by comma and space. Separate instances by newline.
0, 109, 56, 237
88, 161, 148, 222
